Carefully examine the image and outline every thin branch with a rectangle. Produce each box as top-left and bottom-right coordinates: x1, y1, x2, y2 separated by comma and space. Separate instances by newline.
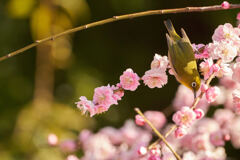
135, 108, 181, 160
148, 59, 222, 149
1, 4, 240, 62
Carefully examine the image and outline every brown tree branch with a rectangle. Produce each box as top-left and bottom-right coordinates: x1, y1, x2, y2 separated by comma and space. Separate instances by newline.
135, 108, 181, 160
0, 4, 240, 62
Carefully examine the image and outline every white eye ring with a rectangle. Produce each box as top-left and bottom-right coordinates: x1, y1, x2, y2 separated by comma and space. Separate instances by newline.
192, 82, 197, 88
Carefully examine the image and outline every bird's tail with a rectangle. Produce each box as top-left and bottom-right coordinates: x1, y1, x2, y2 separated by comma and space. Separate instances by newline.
164, 19, 181, 41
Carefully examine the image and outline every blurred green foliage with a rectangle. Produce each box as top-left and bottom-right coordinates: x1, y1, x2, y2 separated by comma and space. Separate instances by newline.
0, 0, 239, 159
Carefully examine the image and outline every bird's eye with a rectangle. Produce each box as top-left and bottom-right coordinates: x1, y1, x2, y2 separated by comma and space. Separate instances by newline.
191, 82, 197, 88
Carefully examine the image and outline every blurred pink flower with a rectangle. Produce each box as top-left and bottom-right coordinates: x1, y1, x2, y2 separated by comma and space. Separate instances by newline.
93, 85, 117, 106
221, 1, 230, 9
232, 62, 240, 83
230, 117, 240, 148
150, 54, 169, 71
60, 140, 77, 153
201, 84, 208, 93
135, 115, 145, 126
78, 129, 92, 144
120, 68, 140, 91
142, 69, 168, 88
144, 111, 166, 130
210, 131, 225, 146
99, 127, 123, 145
76, 96, 95, 116
237, 12, 240, 20
214, 109, 234, 126
194, 108, 204, 119
205, 86, 220, 103
175, 126, 187, 138
48, 133, 58, 146
232, 89, 240, 113
138, 146, 148, 156
66, 155, 79, 160
172, 106, 196, 127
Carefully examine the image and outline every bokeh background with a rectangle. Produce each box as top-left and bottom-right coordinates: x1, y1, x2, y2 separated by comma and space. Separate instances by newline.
0, 0, 239, 159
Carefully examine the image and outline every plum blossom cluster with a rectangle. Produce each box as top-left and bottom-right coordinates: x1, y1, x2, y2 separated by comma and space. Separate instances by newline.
76, 54, 169, 117
47, 108, 240, 160
70, 15, 240, 159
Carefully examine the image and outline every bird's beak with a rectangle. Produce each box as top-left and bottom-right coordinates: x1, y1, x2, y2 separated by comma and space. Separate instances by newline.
194, 91, 197, 99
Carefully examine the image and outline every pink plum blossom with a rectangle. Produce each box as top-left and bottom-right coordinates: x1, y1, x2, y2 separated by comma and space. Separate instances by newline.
221, 1, 230, 9
200, 58, 214, 80
194, 108, 204, 119
111, 84, 124, 101
137, 146, 148, 156
232, 89, 240, 113
205, 86, 220, 103
210, 131, 225, 146
215, 62, 232, 78
76, 96, 95, 116
150, 54, 169, 71
120, 68, 140, 91
59, 140, 77, 153
237, 12, 240, 20
135, 115, 145, 126
212, 23, 240, 42
175, 126, 187, 138
193, 44, 210, 59
142, 69, 168, 88
207, 41, 238, 63
48, 133, 58, 146
66, 155, 79, 160
172, 106, 197, 127
144, 111, 166, 130
93, 85, 117, 106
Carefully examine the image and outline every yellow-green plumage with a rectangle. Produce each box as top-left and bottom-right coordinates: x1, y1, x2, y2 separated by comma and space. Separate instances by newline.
164, 19, 201, 97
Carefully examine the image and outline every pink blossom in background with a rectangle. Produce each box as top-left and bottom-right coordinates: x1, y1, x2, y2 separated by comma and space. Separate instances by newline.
205, 86, 220, 103
144, 111, 166, 130
220, 75, 238, 89
120, 68, 140, 91
214, 109, 234, 126
142, 69, 168, 88
137, 146, 147, 156
150, 54, 169, 71
237, 12, 240, 20
175, 126, 187, 138
230, 117, 240, 148
232, 62, 240, 83
78, 129, 92, 144
232, 89, 240, 113
99, 127, 123, 145
76, 96, 95, 116
66, 155, 79, 160
59, 140, 77, 153
48, 133, 58, 146
207, 41, 238, 63
172, 106, 196, 127
210, 131, 225, 146
93, 85, 117, 106
135, 115, 145, 126
194, 108, 204, 119
221, 1, 230, 9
